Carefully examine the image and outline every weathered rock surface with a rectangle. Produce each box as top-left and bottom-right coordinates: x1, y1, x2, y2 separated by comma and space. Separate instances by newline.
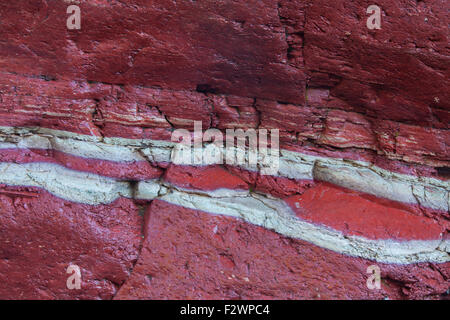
0, 0, 305, 103
0, 187, 143, 299
0, 0, 448, 300
115, 200, 449, 300
305, 0, 449, 128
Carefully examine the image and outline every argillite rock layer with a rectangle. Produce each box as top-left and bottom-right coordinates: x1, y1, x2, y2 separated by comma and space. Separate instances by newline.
0, 0, 449, 299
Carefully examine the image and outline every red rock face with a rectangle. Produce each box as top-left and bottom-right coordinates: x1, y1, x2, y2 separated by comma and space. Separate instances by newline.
305, 0, 449, 127
0, 187, 143, 299
115, 201, 449, 300
0, 0, 449, 300
0, 0, 305, 103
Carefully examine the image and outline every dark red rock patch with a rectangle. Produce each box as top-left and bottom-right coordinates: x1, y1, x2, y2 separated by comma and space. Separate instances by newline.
0, 187, 143, 299
115, 200, 450, 300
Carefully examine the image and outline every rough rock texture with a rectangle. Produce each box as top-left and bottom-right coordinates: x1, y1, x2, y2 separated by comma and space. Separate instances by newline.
0, 186, 143, 299
0, 0, 449, 299
115, 201, 449, 300
304, 0, 449, 128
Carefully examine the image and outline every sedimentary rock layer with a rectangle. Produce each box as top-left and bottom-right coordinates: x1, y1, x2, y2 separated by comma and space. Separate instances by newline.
115, 201, 450, 300
0, 0, 448, 299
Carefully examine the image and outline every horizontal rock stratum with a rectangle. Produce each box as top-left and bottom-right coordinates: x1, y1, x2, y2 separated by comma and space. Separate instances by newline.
0, 0, 449, 299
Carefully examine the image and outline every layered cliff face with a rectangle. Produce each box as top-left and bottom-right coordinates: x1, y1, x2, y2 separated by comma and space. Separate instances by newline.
0, 0, 448, 299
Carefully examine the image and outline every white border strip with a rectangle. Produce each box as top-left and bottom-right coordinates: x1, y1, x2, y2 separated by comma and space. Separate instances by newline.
0, 162, 132, 205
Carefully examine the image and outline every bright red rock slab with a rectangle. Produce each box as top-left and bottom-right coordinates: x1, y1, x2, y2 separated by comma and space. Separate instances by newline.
1, 71, 448, 177
286, 183, 446, 241
0, 148, 162, 181
164, 164, 315, 199
115, 200, 450, 300
164, 165, 249, 192
0, 187, 143, 299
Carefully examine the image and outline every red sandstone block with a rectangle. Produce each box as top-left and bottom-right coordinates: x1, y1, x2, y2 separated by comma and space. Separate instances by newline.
115, 200, 450, 300
0, 0, 305, 104
164, 165, 249, 192
97, 101, 171, 129
0, 0, 449, 301
286, 183, 445, 241
0, 149, 163, 181
256, 99, 325, 132
0, 189, 142, 299
395, 123, 450, 162
318, 110, 377, 149
305, 0, 449, 127
1, 71, 449, 171
210, 95, 259, 129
